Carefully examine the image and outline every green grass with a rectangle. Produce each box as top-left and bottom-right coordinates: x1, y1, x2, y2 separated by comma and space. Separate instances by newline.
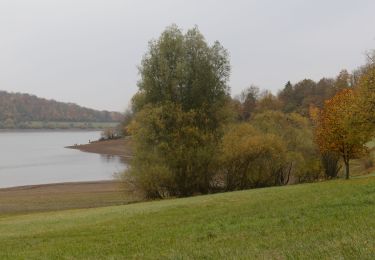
2, 178, 375, 259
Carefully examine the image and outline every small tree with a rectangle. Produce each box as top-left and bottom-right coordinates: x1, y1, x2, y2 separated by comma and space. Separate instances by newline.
234, 86, 259, 121
255, 91, 283, 112
101, 127, 119, 140
310, 89, 372, 179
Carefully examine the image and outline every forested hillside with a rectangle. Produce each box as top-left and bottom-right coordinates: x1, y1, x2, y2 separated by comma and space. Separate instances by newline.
0, 91, 123, 129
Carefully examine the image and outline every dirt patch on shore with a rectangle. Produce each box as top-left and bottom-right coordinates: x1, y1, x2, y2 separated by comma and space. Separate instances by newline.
66, 137, 133, 159
0, 181, 139, 215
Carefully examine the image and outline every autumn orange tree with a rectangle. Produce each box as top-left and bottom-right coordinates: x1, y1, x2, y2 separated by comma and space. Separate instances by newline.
311, 89, 372, 179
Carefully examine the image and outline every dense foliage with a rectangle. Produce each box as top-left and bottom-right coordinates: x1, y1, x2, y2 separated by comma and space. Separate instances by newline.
219, 123, 287, 190
0, 91, 123, 128
251, 111, 322, 182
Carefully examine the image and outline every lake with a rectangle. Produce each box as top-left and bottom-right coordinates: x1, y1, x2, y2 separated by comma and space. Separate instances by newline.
0, 131, 127, 188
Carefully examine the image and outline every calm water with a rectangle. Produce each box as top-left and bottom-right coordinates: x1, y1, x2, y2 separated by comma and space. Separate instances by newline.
0, 131, 127, 188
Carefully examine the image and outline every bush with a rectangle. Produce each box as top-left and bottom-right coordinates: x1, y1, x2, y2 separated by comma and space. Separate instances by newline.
101, 127, 121, 140
219, 123, 287, 190
251, 111, 323, 182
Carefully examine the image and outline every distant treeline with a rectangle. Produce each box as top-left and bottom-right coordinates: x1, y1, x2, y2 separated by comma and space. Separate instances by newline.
232, 69, 355, 121
0, 91, 123, 129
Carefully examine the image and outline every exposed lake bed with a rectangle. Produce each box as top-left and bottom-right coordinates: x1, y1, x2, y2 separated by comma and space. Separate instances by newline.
0, 180, 137, 215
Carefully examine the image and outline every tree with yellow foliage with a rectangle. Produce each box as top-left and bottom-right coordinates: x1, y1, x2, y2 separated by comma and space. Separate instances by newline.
311, 89, 373, 179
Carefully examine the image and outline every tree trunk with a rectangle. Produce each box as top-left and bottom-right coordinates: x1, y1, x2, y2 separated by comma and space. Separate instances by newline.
344, 160, 350, 180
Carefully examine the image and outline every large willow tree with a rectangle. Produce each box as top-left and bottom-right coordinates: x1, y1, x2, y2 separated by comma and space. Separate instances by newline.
128, 25, 231, 198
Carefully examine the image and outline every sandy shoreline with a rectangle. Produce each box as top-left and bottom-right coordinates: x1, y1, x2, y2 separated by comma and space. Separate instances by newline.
66, 137, 133, 159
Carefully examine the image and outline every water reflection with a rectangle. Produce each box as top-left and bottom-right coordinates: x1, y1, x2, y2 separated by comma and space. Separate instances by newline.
100, 154, 129, 166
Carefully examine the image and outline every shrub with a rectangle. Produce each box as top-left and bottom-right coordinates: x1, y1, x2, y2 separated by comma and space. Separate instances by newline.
219, 123, 287, 190
251, 111, 323, 183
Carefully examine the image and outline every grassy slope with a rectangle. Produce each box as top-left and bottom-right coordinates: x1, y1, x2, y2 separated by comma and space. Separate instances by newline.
2, 178, 375, 259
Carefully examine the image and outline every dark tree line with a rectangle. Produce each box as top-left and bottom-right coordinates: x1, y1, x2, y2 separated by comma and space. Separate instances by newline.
0, 91, 123, 128
232, 70, 353, 121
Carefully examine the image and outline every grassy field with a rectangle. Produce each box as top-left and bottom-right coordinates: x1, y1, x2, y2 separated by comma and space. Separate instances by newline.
2, 178, 375, 259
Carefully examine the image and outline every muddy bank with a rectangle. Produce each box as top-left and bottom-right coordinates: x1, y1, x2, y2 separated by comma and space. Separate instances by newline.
66, 137, 133, 159
0, 181, 139, 215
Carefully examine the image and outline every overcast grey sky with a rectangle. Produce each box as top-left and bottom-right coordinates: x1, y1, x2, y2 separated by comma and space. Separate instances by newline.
0, 0, 374, 112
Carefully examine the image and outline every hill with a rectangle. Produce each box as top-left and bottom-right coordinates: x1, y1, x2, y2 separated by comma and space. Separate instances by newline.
1, 177, 375, 258
0, 90, 123, 129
